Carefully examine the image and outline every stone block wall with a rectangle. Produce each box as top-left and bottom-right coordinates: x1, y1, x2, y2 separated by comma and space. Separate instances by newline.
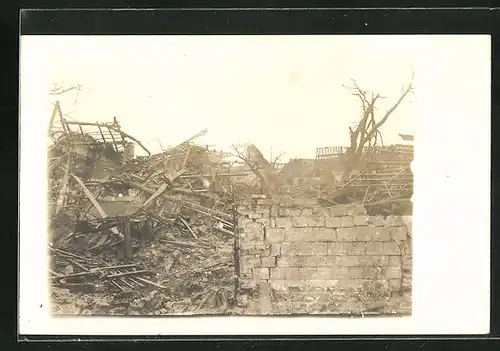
237, 195, 412, 315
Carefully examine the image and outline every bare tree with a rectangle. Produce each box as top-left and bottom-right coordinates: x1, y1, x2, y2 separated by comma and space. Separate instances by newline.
231, 144, 285, 195
341, 72, 414, 180
49, 82, 83, 96
231, 144, 268, 191
270, 151, 286, 171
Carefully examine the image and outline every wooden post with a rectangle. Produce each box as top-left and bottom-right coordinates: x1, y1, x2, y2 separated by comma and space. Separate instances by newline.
123, 221, 133, 260
140, 218, 153, 242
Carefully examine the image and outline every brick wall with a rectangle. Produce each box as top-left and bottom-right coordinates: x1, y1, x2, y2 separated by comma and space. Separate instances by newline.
237, 195, 412, 315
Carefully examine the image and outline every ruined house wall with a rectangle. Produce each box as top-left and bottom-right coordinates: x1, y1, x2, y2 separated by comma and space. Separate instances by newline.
237, 196, 412, 314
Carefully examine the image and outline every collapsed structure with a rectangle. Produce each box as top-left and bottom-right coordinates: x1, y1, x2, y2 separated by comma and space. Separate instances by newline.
48, 100, 413, 315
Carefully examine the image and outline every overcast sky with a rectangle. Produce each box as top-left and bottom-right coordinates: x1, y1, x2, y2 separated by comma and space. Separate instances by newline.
21, 35, 417, 161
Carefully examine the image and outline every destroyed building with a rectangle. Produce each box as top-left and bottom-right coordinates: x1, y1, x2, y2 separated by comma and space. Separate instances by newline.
48, 101, 412, 316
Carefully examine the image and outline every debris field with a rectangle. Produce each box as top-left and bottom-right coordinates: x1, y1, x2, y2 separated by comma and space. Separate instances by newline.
47, 100, 413, 315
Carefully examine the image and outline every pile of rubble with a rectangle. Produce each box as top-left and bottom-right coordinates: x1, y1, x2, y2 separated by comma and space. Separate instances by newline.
48, 108, 246, 315
313, 141, 414, 216
47, 100, 413, 315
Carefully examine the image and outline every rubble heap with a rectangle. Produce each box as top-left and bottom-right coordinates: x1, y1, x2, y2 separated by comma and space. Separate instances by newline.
48, 111, 243, 315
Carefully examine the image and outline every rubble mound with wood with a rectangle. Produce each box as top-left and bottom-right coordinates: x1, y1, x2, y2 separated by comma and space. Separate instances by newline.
47, 74, 414, 315
49, 118, 240, 315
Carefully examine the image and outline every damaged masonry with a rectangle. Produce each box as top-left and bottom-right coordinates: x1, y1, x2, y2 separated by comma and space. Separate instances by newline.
49, 99, 413, 316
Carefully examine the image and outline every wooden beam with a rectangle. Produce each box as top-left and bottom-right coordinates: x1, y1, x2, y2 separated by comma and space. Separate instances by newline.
55, 101, 68, 134
71, 175, 123, 238
97, 124, 107, 144
106, 127, 120, 152
141, 183, 168, 208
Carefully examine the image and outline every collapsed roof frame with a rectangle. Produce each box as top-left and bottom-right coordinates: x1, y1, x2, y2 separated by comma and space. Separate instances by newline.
48, 101, 151, 156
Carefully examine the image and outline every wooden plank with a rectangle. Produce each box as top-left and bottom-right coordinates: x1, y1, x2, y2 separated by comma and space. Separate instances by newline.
123, 221, 133, 259
106, 127, 120, 152
97, 124, 107, 144
140, 218, 153, 242
71, 175, 122, 238
48, 103, 58, 135
141, 183, 168, 208
55, 156, 71, 215
123, 180, 232, 220
55, 101, 69, 134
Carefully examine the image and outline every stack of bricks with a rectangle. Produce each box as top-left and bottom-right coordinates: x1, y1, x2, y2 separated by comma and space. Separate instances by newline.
237, 194, 412, 314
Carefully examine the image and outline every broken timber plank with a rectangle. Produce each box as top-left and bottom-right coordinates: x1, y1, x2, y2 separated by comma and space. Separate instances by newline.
55, 156, 71, 215
105, 270, 151, 279
141, 183, 168, 208
72, 175, 123, 238
178, 216, 199, 240
122, 180, 232, 220
159, 240, 211, 249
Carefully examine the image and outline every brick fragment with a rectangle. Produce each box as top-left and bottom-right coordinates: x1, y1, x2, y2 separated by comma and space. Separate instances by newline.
279, 207, 301, 217
371, 216, 386, 226
240, 255, 261, 269
252, 267, 270, 280
347, 267, 364, 279
370, 227, 391, 241
270, 243, 280, 255
261, 256, 277, 268
331, 267, 349, 279
340, 216, 354, 227
325, 255, 341, 267
390, 227, 408, 241
239, 218, 254, 228
354, 226, 371, 241
310, 227, 337, 241
277, 255, 303, 267
298, 267, 317, 279
384, 266, 402, 279
269, 280, 289, 292
266, 228, 286, 243
293, 216, 325, 228
293, 197, 318, 206
337, 228, 356, 241
344, 242, 366, 255
256, 207, 270, 215
270, 204, 279, 217
281, 242, 328, 256
249, 213, 262, 219
256, 199, 272, 206
269, 217, 276, 228
325, 217, 341, 228
366, 242, 384, 255
363, 267, 381, 279
382, 242, 401, 255
275, 217, 293, 229
354, 215, 369, 226
315, 267, 333, 279
301, 208, 313, 216
389, 256, 402, 267
312, 207, 330, 216
346, 204, 367, 215
303, 255, 327, 267
327, 242, 344, 255
270, 266, 300, 280
389, 279, 402, 290
238, 279, 258, 290
329, 206, 348, 217
278, 196, 294, 207
255, 217, 271, 226
386, 215, 404, 227
286, 228, 311, 242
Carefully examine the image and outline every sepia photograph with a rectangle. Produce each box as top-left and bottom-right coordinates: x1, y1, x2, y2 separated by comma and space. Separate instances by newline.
19, 32, 490, 335
33, 35, 414, 317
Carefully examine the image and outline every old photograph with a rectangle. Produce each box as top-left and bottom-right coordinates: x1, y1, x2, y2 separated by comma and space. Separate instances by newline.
31, 35, 416, 317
